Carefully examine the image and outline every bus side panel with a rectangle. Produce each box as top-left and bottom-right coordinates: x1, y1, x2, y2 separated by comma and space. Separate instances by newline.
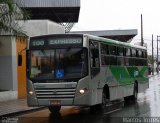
89, 73, 103, 105
99, 67, 118, 101
100, 66, 135, 101
74, 76, 92, 106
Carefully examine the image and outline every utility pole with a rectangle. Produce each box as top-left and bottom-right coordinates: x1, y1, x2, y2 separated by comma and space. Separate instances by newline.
157, 36, 160, 73
152, 34, 154, 75
141, 14, 144, 46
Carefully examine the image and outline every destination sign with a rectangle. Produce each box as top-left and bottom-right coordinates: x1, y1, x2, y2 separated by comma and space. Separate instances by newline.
30, 37, 82, 47
49, 38, 82, 45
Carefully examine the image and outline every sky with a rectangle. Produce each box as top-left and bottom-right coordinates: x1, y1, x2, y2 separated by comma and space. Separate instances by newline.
71, 0, 160, 54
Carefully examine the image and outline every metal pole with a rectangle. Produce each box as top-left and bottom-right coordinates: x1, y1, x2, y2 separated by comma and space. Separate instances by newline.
141, 14, 144, 46
157, 36, 160, 73
152, 34, 154, 75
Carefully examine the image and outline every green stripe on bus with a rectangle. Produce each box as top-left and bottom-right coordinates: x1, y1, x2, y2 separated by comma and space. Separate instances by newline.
109, 66, 148, 85
139, 66, 148, 77
127, 66, 148, 82
109, 66, 134, 85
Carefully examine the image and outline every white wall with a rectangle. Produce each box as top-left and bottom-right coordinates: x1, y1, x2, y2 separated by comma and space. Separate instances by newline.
0, 36, 17, 91
19, 20, 65, 37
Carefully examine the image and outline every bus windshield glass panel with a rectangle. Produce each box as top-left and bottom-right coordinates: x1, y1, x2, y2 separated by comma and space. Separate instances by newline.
29, 48, 88, 80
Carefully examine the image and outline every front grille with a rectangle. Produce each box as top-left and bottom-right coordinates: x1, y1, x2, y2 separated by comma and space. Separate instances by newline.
35, 88, 76, 99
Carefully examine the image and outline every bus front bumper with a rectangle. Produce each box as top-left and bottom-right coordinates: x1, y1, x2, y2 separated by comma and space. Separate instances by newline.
27, 81, 92, 107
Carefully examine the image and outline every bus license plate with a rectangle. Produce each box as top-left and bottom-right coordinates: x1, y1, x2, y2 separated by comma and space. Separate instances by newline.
50, 100, 61, 105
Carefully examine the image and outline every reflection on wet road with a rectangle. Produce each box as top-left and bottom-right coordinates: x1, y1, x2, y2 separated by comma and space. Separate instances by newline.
18, 74, 160, 123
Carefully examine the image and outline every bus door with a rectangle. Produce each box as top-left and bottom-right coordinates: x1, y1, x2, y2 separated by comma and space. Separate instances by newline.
89, 40, 101, 104
89, 41, 100, 78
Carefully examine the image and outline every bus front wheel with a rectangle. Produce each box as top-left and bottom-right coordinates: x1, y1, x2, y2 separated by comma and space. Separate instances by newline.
48, 106, 61, 114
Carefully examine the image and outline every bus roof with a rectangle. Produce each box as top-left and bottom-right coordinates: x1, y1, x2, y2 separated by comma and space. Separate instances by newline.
84, 34, 147, 50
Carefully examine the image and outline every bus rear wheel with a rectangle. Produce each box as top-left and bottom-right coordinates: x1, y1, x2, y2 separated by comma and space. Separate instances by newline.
48, 106, 61, 114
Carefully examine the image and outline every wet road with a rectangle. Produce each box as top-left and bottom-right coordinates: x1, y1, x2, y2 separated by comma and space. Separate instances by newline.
17, 74, 160, 123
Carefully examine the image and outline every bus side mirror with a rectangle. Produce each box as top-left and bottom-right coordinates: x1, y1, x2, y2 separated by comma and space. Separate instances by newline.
18, 54, 22, 66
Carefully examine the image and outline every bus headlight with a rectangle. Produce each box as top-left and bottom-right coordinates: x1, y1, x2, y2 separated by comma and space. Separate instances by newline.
28, 90, 33, 96
79, 88, 87, 94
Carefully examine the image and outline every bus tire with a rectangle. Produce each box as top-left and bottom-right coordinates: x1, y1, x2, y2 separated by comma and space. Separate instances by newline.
48, 106, 61, 114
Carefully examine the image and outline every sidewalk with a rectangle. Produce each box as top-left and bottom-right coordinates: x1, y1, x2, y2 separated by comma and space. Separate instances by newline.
0, 99, 45, 117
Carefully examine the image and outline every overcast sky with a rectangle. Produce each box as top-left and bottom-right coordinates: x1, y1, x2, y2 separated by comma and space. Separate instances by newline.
71, 0, 160, 52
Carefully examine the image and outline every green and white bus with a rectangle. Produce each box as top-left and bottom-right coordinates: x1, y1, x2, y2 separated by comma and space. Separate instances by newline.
26, 34, 149, 113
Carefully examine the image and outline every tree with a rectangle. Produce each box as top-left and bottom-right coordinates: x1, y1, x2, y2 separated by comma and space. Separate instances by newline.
0, 0, 29, 35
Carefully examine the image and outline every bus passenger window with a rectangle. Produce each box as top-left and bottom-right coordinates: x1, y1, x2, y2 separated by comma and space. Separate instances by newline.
101, 44, 109, 55
132, 49, 136, 57
109, 45, 116, 55
117, 47, 124, 56
126, 48, 131, 57
138, 50, 142, 58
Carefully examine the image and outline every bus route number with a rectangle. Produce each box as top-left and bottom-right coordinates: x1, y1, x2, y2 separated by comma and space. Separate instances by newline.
32, 41, 44, 46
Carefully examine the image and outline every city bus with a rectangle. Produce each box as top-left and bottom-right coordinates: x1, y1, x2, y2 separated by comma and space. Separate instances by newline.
25, 34, 149, 113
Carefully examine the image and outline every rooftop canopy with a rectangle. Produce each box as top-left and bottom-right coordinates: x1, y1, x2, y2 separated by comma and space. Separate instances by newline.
16, 0, 80, 32
16, 0, 80, 22
71, 29, 138, 42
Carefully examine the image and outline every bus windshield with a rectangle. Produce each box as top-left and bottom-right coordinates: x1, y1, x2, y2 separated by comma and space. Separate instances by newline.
29, 48, 88, 80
